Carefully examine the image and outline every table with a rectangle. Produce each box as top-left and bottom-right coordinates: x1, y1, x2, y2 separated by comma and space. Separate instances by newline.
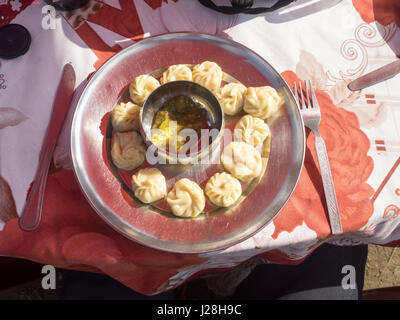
0, 0, 399, 295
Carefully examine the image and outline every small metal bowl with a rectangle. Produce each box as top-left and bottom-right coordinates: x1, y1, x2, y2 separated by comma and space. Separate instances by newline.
140, 80, 225, 165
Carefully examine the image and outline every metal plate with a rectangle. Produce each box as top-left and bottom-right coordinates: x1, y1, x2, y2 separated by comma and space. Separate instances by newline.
70, 33, 305, 254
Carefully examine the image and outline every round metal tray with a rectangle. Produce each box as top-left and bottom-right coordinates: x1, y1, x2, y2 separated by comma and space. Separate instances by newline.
70, 33, 305, 254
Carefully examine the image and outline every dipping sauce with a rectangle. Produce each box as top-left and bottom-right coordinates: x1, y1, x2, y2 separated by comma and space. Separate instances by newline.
151, 95, 212, 152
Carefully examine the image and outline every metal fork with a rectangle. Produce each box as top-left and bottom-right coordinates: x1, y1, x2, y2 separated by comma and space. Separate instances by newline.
294, 80, 343, 235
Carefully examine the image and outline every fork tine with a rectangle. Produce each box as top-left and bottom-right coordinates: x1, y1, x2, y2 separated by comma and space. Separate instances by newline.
298, 81, 306, 109
309, 81, 319, 110
305, 80, 312, 108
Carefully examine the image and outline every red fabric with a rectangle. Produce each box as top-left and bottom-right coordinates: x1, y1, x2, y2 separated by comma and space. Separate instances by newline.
271, 72, 374, 237
0, 170, 206, 295
0, 0, 34, 27
352, 0, 400, 26
144, 0, 179, 10
0, 0, 398, 295
0, 71, 376, 292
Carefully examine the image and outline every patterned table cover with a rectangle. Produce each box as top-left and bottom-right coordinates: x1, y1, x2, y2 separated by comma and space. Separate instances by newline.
0, 0, 399, 295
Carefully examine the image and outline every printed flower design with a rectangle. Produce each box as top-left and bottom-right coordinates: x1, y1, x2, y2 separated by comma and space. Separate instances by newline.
352, 0, 400, 27
0, 0, 34, 26
0, 171, 206, 295
297, 50, 387, 129
0, 74, 6, 90
0, 107, 28, 129
270, 223, 318, 260
270, 70, 375, 238
0, 107, 28, 227
352, 204, 400, 245
254, 222, 319, 264
10, 0, 22, 11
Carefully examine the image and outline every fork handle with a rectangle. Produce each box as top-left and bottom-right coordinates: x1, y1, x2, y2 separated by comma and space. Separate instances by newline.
314, 130, 343, 235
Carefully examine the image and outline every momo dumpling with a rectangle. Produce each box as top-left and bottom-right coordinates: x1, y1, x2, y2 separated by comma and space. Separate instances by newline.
192, 61, 223, 91
111, 101, 141, 132
132, 167, 167, 203
160, 64, 192, 84
129, 75, 160, 105
243, 86, 282, 119
111, 131, 146, 171
234, 114, 270, 146
167, 178, 205, 217
216, 82, 247, 116
205, 172, 242, 207
221, 141, 262, 182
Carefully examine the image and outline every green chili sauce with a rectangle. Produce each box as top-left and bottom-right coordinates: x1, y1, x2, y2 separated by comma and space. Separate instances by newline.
151, 95, 212, 151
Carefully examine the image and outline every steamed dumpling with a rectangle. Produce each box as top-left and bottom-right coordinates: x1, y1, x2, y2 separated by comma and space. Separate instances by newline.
234, 114, 270, 146
205, 172, 242, 207
192, 61, 222, 91
167, 178, 205, 217
216, 82, 247, 116
111, 101, 141, 132
129, 75, 160, 105
221, 141, 262, 182
160, 64, 192, 84
243, 86, 282, 119
111, 131, 146, 171
132, 167, 167, 203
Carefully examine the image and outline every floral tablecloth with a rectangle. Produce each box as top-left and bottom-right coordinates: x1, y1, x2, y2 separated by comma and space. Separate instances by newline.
0, 0, 399, 295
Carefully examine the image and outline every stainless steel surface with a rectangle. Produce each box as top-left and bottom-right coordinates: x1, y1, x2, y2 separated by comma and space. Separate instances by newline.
111, 70, 257, 217
294, 80, 343, 235
70, 33, 306, 253
348, 59, 400, 91
140, 80, 224, 165
20, 64, 76, 231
